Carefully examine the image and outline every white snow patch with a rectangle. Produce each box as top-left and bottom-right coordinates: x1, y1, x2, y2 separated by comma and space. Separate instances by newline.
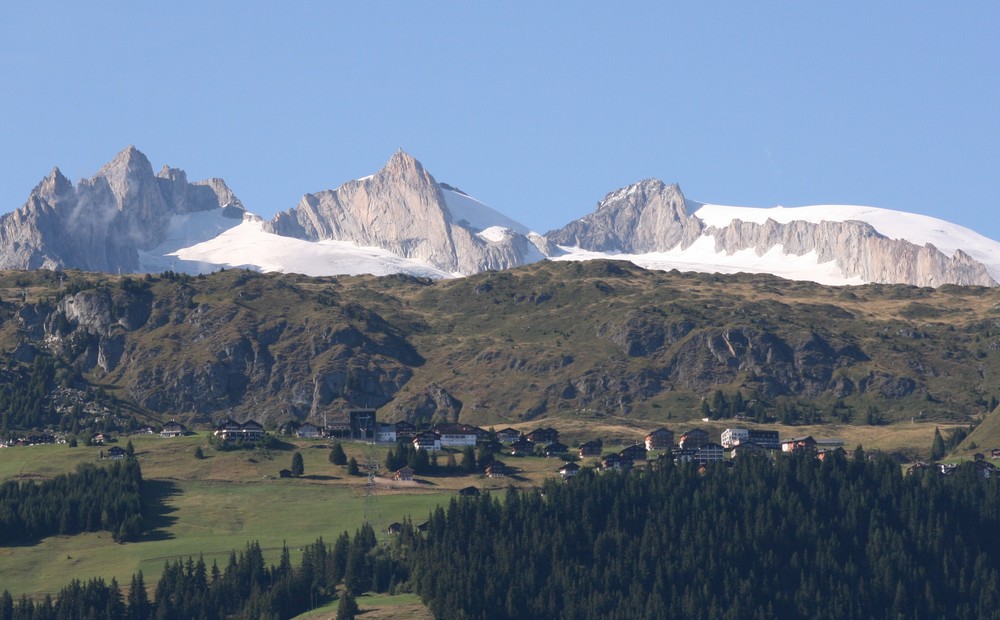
551, 235, 865, 286
477, 226, 512, 243
158, 218, 453, 279
439, 186, 532, 235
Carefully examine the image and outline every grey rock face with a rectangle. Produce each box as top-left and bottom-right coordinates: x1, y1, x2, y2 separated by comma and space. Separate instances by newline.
0, 146, 244, 273
547, 179, 997, 287
266, 150, 542, 275
546, 180, 704, 253
706, 218, 996, 286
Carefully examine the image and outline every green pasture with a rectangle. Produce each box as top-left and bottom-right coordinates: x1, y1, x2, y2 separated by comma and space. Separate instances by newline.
295, 593, 431, 620
0, 435, 454, 598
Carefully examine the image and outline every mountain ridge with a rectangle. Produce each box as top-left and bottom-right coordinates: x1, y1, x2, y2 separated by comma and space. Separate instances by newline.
3, 146, 999, 287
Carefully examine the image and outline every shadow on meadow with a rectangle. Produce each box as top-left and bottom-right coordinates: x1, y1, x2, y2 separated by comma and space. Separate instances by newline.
139, 479, 181, 542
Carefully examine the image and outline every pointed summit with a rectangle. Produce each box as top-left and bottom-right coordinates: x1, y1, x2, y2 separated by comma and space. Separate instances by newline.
378, 149, 435, 188
31, 166, 73, 200
100, 145, 152, 175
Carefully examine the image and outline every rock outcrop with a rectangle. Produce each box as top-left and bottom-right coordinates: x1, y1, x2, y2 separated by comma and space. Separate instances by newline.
547, 180, 997, 287
547, 179, 704, 253
0, 146, 244, 272
266, 150, 544, 275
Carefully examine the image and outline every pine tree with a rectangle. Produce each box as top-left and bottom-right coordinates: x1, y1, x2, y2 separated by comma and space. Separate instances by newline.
330, 442, 348, 465
931, 427, 946, 461
347, 458, 360, 476
336, 590, 359, 620
291, 452, 305, 477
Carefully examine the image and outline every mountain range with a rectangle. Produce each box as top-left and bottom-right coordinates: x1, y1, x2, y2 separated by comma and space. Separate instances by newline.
4, 146, 999, 287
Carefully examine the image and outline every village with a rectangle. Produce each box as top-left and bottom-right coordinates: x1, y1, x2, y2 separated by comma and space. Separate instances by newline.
5, 408, 996, 482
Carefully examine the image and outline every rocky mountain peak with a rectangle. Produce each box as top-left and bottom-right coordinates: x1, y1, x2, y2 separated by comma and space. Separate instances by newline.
0, 146, 245, 272
31, 167, 73, 202
378, 149, 435, 189
547, 178, 703, 253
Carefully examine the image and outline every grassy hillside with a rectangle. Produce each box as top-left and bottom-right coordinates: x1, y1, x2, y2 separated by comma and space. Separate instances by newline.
0, 432, 571, 598
0, 262, 999, 433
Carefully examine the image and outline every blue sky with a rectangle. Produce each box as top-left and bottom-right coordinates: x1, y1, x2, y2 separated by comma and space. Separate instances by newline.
1, 2, 998, 239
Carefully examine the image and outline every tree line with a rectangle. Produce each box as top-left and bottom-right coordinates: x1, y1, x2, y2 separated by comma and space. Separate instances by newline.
0, 459, 143, 544
0, 524, 408, 620
6, 452, 1000, 618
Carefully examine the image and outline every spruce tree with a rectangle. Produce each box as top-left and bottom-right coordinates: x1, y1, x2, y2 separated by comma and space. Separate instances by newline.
931, 427, 946, 461
336, 590, 359, 620
330, 442, 347, 465
291, 452, 305, 477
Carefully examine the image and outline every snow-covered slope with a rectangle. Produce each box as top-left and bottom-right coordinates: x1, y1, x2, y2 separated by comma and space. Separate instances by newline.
691, 202, 1000, 281
159, 217, 452, 278
547, 179, 999, 287
438, 184, 531, 235
551, 238, 866, 286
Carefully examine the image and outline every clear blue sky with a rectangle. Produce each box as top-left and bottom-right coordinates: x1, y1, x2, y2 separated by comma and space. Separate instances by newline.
2, 2, 998, 239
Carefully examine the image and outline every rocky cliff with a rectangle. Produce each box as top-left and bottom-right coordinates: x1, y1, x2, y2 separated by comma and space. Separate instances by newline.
0, 146, 244, 272
548, 180, 997, 287
266, 150, 545, 275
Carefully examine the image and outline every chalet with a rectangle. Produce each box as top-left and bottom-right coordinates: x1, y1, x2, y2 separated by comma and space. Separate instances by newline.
486, 461, 507, 478
991, 448, 1000, 459
458, 486, 480, 497
412, 431, 441, 452
394, 466, 415, 482
214, 419, 265, 442
579, 440, 603, 458
296, 423, 323, 439
544, 441, 569, 457
136, 426, 155, 435
431, 423, 483, 448
602, 453, 625, 470
495, 428, 522, 444
620, 443, 647, 462
906, 462, 929, 476
696, 442, 725, 463
106, 446, 127, 460
645, 428, 674, 451
385, 522, 403, 535
817, 447, 848, 461
394, 421, 417, 442
974, 460, 997, 479
376, 423, 397, 444
678, 428, 709, 450
939, 463, 958, 476
730, 441, 766, 458
782, 436, 817, 453
90, 432, 109, 445
527, 427, 559, 444
559, 462, 581, 479
160, 421, 188, 438
509, 437, 535, 456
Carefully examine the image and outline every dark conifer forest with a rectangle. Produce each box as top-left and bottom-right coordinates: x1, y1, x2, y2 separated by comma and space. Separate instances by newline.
410, 453, 1000, 620
4, 452, 1000, 619
0, 459, 143, 544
